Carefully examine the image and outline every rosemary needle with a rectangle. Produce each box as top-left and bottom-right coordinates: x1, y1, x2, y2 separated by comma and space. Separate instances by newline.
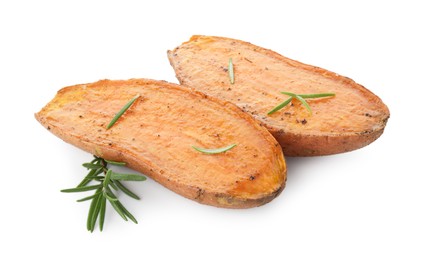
281, 92, 336, 99
113, 180, 140, 200
229, 58, 235, 84
192, 144, 237, 154
61, 184, 102, 193
76, 192, 102, 202
109, 200, 128, 221
267, 97, 293, 115
117, 201, 138, 224
82, 163, 103, 170
99, 196, 107, 231
104, 159, 126, 166
111, 172, 147, 181
106, 94, 140, 129
103, 169, 112, 188
90, 193, 103, 232
295, 95, 312, 114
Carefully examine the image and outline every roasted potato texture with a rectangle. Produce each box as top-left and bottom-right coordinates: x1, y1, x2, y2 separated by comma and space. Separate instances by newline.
36, 79, 286, 208
168, 35, 390, 156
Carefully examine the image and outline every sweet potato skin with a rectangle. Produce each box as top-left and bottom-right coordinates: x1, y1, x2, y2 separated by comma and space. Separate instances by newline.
168, 35, 390, 156
35, 79, 286, 208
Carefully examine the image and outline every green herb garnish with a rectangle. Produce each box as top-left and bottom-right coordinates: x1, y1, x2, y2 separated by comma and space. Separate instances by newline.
192, 144, 237, 154
228, 58, 235, 84
106, 94, 140, 129
61, 156, 146, 232
268, 92, 335, 115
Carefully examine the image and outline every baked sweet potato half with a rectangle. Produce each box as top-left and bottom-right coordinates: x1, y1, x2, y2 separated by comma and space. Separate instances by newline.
35, 79, 286, 208
168, 35, 390, 156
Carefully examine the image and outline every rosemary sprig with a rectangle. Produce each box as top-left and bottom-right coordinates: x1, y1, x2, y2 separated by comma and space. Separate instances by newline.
268, 91, 335, 115
192, 144, 237, 154
106, 94, 140, 129
61, 156, 146, 232
267, 97, 293, 115
228, 58, 235, 84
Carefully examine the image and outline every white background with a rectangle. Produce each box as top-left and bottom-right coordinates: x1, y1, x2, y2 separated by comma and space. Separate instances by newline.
1, 0, 427, 259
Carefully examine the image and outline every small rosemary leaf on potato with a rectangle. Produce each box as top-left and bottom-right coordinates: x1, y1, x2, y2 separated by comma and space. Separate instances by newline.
192, 144, 237, 154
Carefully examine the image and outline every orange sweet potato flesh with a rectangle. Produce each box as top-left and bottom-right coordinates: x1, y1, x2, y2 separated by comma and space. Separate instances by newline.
168, 35, 390, 156
35, 79, 286, 208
